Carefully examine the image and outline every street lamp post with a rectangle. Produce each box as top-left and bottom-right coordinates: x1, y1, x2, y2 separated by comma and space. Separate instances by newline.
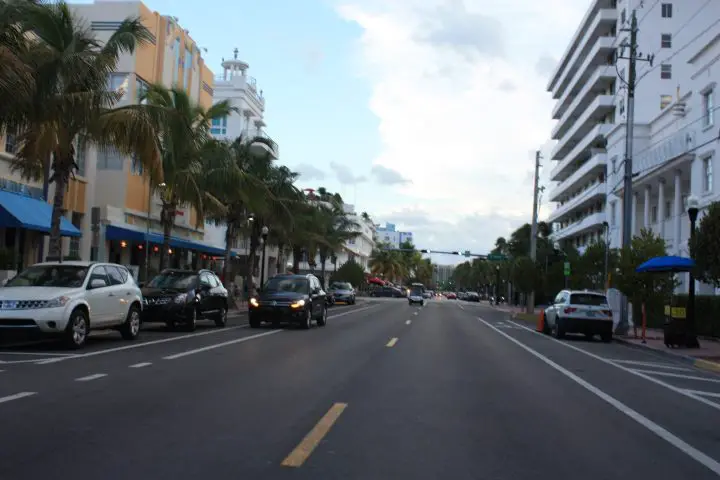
602, 221, 610, 290
686, 195, 700, 348
144, 182, 165, 282
495, 265, 501, 305
260, 226, 269, 291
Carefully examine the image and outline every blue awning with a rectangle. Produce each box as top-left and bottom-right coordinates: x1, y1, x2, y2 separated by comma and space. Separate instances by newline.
105, 224, 233, 257
0, 190, 81, 237
636, 255, 695, 273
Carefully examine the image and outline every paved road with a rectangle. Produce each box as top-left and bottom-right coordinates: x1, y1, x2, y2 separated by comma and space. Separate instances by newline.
2, 298, 720, 479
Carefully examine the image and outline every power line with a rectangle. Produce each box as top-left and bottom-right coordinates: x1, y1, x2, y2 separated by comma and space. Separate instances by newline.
637, 0, 662, 25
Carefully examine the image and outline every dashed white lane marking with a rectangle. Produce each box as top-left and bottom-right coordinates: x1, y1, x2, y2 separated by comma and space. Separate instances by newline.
632, 369, 720, 383
413, 312, 418, 316
75, 373, 107, 382
406, 320, 411, 325
609, 359, 692, 371
0, 351, 75, 357
129, 362, 152, 368
479, 317, 720, 476
504, 319, 720, 413
0, 392, 36, 404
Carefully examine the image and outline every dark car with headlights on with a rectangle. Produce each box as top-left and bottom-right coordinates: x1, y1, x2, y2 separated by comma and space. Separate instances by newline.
327, 281, 356, 305
140, 269, 229, 331
249, 274, 327, 329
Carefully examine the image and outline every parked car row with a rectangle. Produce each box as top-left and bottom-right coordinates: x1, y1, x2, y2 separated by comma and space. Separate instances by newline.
0, 261, 229, 349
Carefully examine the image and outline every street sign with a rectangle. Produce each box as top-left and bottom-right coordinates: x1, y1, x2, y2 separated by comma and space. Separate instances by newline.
487, 253, 507, 261
563, 261, 571, 276
463, 250, 471, 257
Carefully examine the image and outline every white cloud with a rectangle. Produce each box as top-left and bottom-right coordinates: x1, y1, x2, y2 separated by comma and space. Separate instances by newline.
294, 163, 326, 181
335, 0, 587, 246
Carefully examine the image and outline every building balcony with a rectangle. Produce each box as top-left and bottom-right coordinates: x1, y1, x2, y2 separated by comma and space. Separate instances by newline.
549, 151, 607, 202
549, 7, 618, 98
249, 131, 279, 159
547, 181, 606, 223
551, 95, 614, 147
551, 211, 607, 242
553, 65, 615, 120
551, 123, 612, 179
214, 73, 265, 107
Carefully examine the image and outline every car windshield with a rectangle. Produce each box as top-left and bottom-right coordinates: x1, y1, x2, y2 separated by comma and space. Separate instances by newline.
6, 265, 89, 288
147, 271, 197, 289
411, 288, 423, 295
331, 282, 351, 290
264, 277, 309, 294
570, 293, 608, 306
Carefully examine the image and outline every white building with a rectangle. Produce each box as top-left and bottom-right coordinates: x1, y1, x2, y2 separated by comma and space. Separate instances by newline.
205, 50, 280, 285
433, 264, 455, 286
374, 222, 414, 248
546, 0, 719, 262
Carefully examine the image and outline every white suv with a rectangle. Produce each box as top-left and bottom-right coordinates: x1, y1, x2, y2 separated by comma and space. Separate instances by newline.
0, 261, 143, 348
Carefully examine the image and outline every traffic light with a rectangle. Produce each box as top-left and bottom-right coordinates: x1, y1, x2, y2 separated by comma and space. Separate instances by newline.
451, 251, 459, 255
420, 249, 429, 253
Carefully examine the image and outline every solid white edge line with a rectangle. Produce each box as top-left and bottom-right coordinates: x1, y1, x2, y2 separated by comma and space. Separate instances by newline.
75, 373, 107, 382
631, 369, 720, 383
504, 318, 720, 413
684, 389, 720, 399
478, 317, 720, 476
0, 392, 36, 404
609, 359, 692, 371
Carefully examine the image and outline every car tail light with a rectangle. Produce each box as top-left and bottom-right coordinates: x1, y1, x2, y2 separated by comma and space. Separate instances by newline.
564, 307, 576, 314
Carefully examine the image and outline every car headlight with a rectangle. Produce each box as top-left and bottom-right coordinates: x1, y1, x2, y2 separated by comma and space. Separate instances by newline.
249, 297, 259, 307
45, 296, 70, 308
173, 293, 188, 304
290, 299, 305, 308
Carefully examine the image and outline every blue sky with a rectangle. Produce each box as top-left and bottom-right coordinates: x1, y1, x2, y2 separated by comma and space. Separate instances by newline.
80, 0, 589, 263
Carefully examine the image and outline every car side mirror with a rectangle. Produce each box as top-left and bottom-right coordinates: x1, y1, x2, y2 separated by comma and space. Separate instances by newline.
89, 278, 106, 289
313, 287, 321, 295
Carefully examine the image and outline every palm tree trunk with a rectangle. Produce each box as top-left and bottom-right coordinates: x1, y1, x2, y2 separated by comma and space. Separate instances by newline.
319, 249, 328, 288
222, 222, 235, 287
246, 234, 259, 293
292, 246, 302, 273
159, 202, 175, 271
275, 242, 284, 273
47, 165, 69, 262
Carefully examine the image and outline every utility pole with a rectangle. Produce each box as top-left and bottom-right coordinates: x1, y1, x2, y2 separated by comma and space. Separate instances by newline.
527, 150, 541, 315
615, 9, 653, 334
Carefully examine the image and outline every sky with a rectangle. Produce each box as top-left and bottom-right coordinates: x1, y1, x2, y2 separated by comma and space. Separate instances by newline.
87, 0, 590, 264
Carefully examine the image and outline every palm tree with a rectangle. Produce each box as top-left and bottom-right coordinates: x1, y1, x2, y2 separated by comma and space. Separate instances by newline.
1, 1, 163, 260
312, 191, 359, 287
369, 243, 406, 283
122, 84, 235, 270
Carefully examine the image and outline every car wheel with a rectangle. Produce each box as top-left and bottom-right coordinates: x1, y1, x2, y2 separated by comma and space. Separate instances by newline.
64, 308, 89, 349
249, 316, 261, 328
186, 307, 197, 332
120, 304, 141, 340
601, 333, 612, 343
302, 307, 312, 329
553, 317, 565, 339
165, 319, 176, 330
214, 304, 228, 327
317, 305, 328, 327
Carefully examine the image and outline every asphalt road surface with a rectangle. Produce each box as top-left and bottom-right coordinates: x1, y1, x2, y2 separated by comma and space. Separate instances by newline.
2, 297, 720, 479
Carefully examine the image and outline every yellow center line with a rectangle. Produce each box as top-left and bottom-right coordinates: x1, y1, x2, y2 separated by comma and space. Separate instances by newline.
386, 337, 399, 347
281, 402, 348, 468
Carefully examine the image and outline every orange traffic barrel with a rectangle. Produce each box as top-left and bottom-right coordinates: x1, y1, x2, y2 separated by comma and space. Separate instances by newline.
536, 310, 545, 332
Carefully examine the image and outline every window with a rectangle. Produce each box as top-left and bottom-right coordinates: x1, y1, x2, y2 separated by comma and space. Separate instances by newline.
135, 76, 149, 104
172, 37, 180, 84
703, 89, 714, 127
661, 3, 672, 18
660, 94, 673, 109
183, 48, 192, 86
98, 147, 124, 170
348, 238, 355, 245
210, 116, 227, 136
665, 200, 671, 219
69, 212, 83, 259
108, 73, 129, 101
661, 34, 672, 48
131, 154, 143, 175
610, 202, 616, 226
651, 206, 658, 223
106, 266, 126, 286
660, 64, 672, 79
704, 156, 713, 192
619, 97, 625, 115
4, 127, 17, 154
620, 9, 626, 24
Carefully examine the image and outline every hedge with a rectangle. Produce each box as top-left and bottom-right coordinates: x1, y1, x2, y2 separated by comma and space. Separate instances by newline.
643, 294, 720, 338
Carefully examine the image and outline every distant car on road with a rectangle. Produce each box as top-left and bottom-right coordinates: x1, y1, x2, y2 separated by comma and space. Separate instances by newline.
0, 261, 142, 349
327, 282, 356, 305
249, 274, 327, 329
370, 286, 405, 298
408, 287, 425, 306
542, 290, 613, 342
140, 269, 228, 331
444, 292, 457, 299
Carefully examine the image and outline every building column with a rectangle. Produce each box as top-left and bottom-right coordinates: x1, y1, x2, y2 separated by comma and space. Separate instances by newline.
643, 185, 651, 231
631, 191, 638, 236
657, 179, 665, 241
674, 169, 682, 255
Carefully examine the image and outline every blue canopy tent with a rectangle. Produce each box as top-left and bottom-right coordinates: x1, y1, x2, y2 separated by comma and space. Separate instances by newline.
636, 255, 698, 348
636, 255, 695, 273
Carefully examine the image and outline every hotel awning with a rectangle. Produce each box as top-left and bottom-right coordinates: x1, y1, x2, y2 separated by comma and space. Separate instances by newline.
105, 224, 234, 257
0, 190, 81, 237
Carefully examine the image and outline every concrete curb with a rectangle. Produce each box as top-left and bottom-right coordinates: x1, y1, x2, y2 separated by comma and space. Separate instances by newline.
613, 336, 720, 373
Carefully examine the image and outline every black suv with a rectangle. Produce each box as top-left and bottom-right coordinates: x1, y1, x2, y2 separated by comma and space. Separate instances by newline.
140, 269, 229, 330
249, 274, 327, 329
